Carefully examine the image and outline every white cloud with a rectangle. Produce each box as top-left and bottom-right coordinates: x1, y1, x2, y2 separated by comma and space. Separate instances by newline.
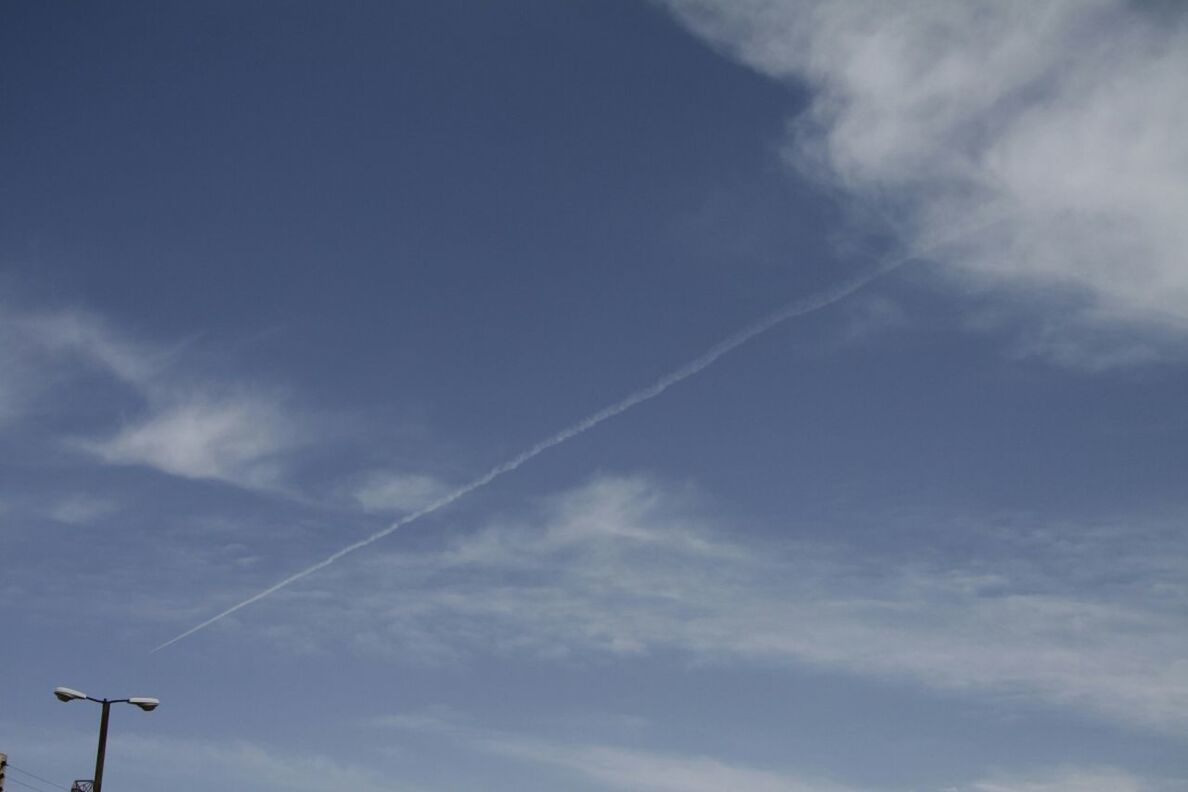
0, 299, 319, 491
0, 303, 157, 426
370, 706, 478, 735
265, 476, 1188, 734
967, 766, 1167, 792
48, 494, 118, 525
0, 725, 417, 792
17, 307, 163, 386
111, 734, 416, 792
353, 471, 451, 514
661, 0, 1188, 363
480, 736, 852, 792
835, 294, 907, 345
84, 396, 298, 487
375, 714, 1177, 792
372, 710, 853, 792
0, 345, 28, 426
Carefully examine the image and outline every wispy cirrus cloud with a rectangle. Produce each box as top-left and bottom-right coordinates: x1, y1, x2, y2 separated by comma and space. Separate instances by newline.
46, 493, 119, 525
15, 307, 166, 387
374, 709, 1176, 792
256, 476, 1188, 734
0, 301, 156, 426
111, 733, 416, 792
481, 741, 1182, 792
352, 471, 452, 514
967, 765, 1178, 792
0, 298, 314, 490
661, 0, 1188, 365
83, 395, 300, 487
374, 707, 855, 791
477, 736, 852, 792
0, 724, 419, 792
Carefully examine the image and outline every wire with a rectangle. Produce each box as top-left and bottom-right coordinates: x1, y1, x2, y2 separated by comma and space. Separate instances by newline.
8, 763, 68, 791
6, 775, 62, 792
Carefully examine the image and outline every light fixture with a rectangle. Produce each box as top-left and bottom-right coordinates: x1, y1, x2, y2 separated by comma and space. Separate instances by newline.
54, 687, 88, 702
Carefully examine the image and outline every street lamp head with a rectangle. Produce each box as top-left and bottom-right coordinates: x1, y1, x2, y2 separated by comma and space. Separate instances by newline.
54, 687, 88, 703
128, 697, 159, 712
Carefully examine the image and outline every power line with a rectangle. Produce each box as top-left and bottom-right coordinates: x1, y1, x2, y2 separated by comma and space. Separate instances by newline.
7, 776, 61, 792
8, 764, 66, 792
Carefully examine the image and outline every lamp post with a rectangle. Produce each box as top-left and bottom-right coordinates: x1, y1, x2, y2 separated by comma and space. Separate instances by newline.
54, 687, 159, 792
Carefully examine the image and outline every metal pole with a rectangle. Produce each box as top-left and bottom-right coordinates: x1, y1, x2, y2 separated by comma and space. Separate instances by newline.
93, 699, 111, 792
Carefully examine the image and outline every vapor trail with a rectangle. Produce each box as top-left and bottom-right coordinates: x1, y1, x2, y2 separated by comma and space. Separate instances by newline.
152, 243, 937, 653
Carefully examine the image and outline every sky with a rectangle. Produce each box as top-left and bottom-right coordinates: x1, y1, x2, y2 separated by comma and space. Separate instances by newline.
2, 1, 1187, 790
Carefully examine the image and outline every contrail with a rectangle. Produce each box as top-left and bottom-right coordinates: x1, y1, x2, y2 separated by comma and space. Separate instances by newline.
152, 238, 952, 653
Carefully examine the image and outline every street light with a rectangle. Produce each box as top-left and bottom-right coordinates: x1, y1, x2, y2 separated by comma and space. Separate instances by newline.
53, 687, 160, 792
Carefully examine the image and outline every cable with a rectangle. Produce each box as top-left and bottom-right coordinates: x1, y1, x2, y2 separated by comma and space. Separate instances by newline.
8, 764, 68, 791
7, 775, 61, 792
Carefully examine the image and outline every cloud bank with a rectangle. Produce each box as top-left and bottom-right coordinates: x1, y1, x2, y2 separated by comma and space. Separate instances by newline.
262, 476, 1188, 735
663, 0, 1188, 363
0, 725, 412, 792
376, 709, 1175, 792
968, 766, 1169, 792
479, 736, 852, 792
483, 740, 1176, 792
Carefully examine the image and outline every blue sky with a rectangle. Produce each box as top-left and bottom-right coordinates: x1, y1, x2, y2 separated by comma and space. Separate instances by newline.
2, 1, 1187, 790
